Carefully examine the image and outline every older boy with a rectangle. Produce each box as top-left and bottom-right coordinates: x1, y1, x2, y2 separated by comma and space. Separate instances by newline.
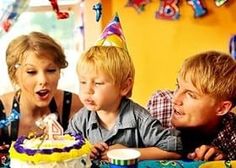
147, 51, 236, 160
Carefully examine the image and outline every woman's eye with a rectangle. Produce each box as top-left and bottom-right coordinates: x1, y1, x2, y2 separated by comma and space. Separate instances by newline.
47, 69, 57, 73
26, 71, 36, 75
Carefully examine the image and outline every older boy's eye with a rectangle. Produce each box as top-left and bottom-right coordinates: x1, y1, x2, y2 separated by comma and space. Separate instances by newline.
187, 91, 197, 99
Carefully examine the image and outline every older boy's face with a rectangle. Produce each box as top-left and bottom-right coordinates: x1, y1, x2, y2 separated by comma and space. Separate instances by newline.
78, 69, 123, 113
171, 76, 220, 132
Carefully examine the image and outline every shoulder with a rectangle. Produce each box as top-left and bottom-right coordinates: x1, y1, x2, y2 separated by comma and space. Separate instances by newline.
146, 90, 174, 118
0, 92, 16, 115
71, 107, 91, 122
148, 90, 174, 103
124, 99, 152, 118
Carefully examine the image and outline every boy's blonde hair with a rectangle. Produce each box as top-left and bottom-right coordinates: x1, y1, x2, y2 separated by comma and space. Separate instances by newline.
77, 46, 135, 97
179, 51, 236, 107
6, 31, 68, 85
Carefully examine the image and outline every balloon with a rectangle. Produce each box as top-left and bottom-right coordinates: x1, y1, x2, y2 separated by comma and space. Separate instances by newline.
215, 0, 228, 7
155, 0, 180, 20
126, 0, 151, 13
187, 0, 207, 18
49, 0, 69, 19
93, 3, 102, 22
229, 35, 236, 60
0, 0, 29, 34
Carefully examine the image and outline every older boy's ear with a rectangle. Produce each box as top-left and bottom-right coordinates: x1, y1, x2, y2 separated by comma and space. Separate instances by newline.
216, 100, 232, 116
120, 78, 133, 96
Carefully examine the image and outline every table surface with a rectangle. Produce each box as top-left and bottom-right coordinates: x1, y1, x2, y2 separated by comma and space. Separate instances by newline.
98, 160, 235, 168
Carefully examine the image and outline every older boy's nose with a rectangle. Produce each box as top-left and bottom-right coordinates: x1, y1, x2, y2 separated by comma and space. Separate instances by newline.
172, 90, 183, 106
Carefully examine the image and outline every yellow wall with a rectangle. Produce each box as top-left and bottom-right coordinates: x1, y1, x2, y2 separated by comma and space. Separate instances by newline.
85, 1, 236, 106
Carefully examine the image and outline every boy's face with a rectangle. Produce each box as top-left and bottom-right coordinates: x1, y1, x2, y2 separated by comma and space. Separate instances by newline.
78, 68, 123, 113
171, 75, 221, 131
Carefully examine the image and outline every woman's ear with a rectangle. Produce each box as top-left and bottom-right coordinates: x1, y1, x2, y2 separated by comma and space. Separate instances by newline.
216, 100, 232, 116
120, 78, 133, 97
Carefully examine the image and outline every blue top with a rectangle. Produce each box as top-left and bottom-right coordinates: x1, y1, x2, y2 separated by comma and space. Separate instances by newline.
66, 98, 182, 152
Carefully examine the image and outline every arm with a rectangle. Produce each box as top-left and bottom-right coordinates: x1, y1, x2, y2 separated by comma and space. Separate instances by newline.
138, 112, 183, 154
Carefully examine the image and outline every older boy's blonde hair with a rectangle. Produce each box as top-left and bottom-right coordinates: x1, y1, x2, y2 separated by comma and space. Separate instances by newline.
77, 46, 135, 97
6, 31, 68, 85
179, 51, 236, 107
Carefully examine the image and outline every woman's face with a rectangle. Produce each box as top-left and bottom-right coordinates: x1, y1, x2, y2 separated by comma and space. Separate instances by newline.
16, 54, 60, 107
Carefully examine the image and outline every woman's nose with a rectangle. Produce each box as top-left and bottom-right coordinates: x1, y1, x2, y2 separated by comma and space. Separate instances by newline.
38, 72, 48, 86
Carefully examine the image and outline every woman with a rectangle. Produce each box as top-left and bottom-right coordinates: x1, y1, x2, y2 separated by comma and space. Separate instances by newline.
0, 31, 83, 145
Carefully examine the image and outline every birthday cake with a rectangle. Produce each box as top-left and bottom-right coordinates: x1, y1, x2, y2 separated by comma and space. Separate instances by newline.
9, 133, 92, 168
9, 114, 92, 168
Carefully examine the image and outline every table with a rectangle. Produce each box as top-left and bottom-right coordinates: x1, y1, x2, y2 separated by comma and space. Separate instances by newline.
97, 160, 235, 168
97, 160, 205, 168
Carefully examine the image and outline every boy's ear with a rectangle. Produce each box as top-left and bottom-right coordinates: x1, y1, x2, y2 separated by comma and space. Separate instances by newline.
120, 78, 133, 96
216, 100, 232, 116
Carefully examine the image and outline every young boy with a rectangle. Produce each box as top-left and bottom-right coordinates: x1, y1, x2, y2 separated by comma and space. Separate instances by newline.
66, 15, 183, 161
147, 51, 236, 160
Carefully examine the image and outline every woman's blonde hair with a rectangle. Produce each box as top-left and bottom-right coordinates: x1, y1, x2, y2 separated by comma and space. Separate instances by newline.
6, 31, 68, 85
179, 51, 236, 106
77, 46, 135, 97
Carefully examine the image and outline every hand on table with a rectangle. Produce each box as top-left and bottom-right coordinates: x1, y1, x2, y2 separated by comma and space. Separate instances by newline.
90, 142, 109, 160
90, 143, 128, 161
187, 145, 225, 161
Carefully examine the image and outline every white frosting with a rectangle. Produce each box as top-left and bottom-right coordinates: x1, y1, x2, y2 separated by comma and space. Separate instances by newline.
23, 139, 77, 149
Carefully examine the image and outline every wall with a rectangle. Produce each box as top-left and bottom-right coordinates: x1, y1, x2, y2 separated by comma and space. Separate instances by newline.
84, 0, 236, 106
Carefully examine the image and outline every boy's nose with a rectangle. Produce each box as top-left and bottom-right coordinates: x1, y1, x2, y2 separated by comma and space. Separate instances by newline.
85, 84, 94, 94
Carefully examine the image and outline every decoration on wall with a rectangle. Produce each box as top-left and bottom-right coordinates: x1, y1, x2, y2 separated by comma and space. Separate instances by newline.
126, 0, 151, 13
215, 0, 228, 7
229, 35, 236, 60
93, 2, 102, 22
186, 0, 207, 18
155, 0, 180, 20
49, 0, 69, 19
0, 0, 29, 34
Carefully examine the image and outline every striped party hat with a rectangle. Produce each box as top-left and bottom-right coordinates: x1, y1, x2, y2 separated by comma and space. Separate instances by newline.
96, 13, 128, 50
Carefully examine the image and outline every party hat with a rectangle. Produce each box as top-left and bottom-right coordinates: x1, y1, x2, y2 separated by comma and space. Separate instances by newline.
96, 13, 128, 50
